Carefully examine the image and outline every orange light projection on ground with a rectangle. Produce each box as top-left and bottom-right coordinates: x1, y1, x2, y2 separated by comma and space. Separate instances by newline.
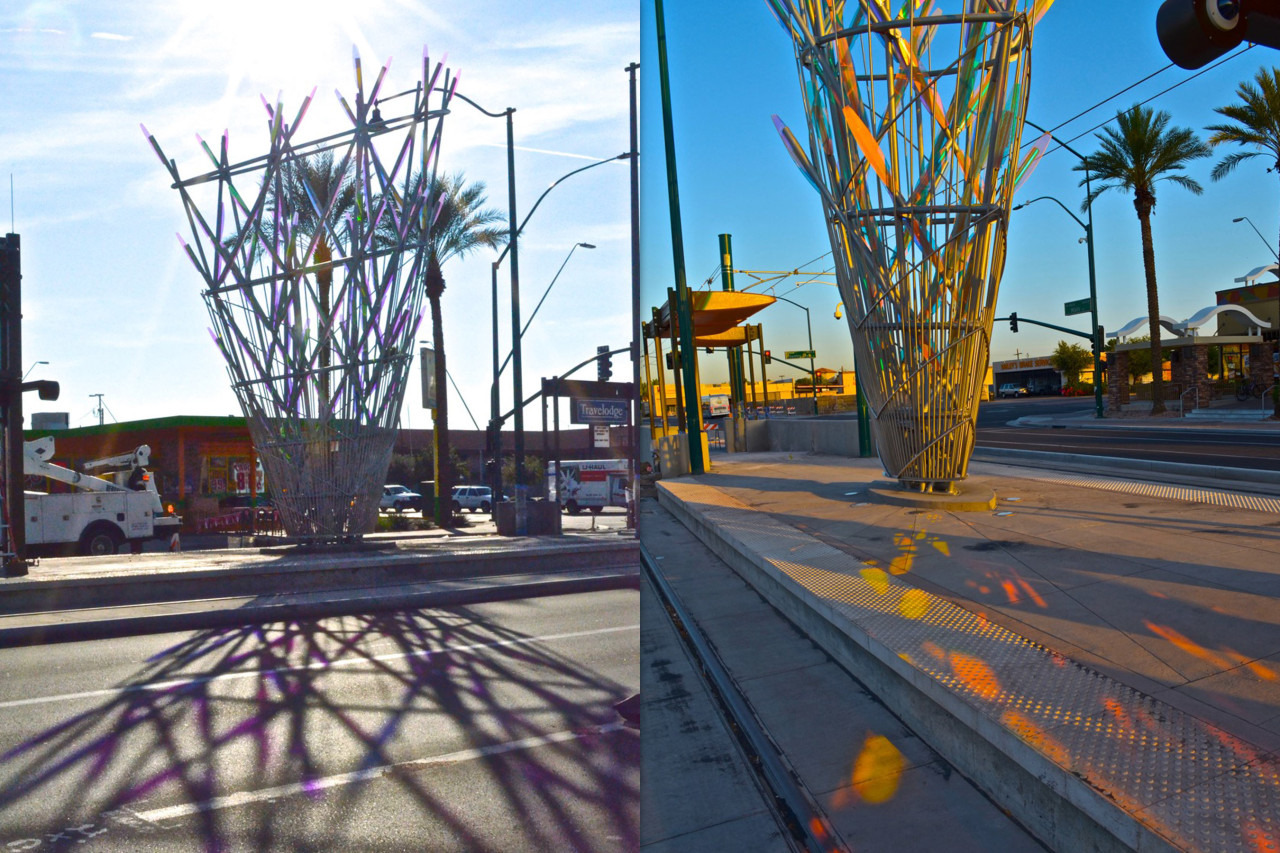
1144, 620, 1278, 681
850, 734, 905, 804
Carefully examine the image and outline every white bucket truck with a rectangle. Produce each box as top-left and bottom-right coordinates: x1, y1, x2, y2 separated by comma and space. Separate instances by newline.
23, 437, 182, 556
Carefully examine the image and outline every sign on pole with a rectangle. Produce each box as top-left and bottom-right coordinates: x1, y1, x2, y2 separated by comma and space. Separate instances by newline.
785, 350, 816, 360
1064, 298, 1092, 317
419, 347, 436, 409
593, 425, 610, 448
570, 397, 629, 425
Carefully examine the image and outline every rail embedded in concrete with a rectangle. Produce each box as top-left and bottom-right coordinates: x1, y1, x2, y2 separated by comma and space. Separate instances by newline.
655, 477, 1277, 853
640, 543, 844, 853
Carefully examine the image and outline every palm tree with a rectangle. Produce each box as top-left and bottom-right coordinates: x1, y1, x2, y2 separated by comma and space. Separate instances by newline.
248, 151, 357, 405
1207, 69, 1280, 418
392, 172, 505, 525
1076, 106, 1210, 414
1207, 69, 1280, 249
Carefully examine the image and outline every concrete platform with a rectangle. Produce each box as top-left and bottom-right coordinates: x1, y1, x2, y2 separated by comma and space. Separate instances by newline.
656, 452, 1280, 853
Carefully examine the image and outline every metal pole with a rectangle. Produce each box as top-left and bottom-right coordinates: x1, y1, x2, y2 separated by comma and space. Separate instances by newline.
1026, 119, 1104, 419
1, 233, 25, 574
667, 287, 685, 428
628, 61, 642, 486
758, 324, 770, 415
506, 109, 525, 486
490, 261, 503, 500
654, 0, 704, 474
806, 308, 815, 405
718, 233, 747, 448
652, 309, 668, 438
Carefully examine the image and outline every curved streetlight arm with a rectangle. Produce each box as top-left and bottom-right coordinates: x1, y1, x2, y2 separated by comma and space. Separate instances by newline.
767, 294, 817, 399
1232, 216, 1280, 262
1014, 195, 1086, 233
1019, 118, 1104, 419
493, 154, 629, 269
498, 242, 595, 376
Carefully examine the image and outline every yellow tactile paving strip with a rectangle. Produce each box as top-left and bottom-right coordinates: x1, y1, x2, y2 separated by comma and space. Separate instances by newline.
660, 478, 1280, 853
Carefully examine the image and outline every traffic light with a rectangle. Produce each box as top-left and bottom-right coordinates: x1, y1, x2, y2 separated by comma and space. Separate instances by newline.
1156, 0, 1280, 69
597, 345, 613, 382
764, 349, 772, 364
1009, 312, 1019, 333
665, 352, 677, 371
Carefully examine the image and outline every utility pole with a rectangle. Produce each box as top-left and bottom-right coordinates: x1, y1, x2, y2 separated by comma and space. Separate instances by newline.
90, 393, 105, 426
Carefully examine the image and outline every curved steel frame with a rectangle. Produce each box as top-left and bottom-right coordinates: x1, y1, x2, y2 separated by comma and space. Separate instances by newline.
770, 1, 1049, 491
145, 50, 454, 537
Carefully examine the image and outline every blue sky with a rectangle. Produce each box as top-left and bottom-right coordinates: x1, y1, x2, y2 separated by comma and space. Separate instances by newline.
640, 2, 1280, 385
4, 0, 636, 429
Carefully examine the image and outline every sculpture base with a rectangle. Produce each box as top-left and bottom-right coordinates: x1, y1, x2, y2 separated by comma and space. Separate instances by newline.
866, 479, 997, 513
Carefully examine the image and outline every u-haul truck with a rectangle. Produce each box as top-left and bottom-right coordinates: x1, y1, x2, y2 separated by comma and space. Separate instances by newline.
547, 459, 630, 515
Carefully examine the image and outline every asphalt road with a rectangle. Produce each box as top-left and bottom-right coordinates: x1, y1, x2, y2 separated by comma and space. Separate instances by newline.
976, 397, 1280, 470
0, 590, 639, 852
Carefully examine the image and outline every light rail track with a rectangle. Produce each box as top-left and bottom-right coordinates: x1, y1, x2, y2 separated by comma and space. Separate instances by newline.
640, 543, 848, 853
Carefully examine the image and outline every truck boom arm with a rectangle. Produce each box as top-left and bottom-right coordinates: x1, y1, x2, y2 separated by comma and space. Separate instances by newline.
24, 437, 124, 493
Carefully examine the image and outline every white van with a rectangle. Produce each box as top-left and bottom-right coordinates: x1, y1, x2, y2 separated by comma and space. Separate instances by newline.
701, 394, 731, 418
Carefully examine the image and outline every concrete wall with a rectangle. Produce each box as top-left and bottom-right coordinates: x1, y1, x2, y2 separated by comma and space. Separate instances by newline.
756, 418, 862, 456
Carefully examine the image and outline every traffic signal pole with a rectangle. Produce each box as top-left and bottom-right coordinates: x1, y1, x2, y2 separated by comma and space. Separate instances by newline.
654, 0, 704, 474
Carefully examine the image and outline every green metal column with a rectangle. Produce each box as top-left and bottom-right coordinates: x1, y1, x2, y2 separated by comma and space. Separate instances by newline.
718, 233, 747, 450
654, 0, 704, 473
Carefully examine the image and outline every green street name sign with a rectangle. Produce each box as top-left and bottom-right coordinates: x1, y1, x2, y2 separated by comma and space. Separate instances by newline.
785, 350, 816, 359
1064, 298, 1092, 317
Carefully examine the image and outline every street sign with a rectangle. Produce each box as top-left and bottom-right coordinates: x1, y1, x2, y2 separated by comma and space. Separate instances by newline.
785, 350, 816, 360
419, 347, 436, 409
570, 397, 629, 425
1064, 298, 1092, 317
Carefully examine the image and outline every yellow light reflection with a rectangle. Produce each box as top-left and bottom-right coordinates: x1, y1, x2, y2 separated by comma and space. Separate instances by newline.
850, 734, 905, 804
860, 567, 890, 594
900, 588, 930, 620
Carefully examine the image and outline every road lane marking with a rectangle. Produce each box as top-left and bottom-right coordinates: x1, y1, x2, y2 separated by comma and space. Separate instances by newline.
134, 723, 629, 822
0, 625, 639, 710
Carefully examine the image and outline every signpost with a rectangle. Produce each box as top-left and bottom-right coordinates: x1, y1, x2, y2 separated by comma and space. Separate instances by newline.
1064, 298, 1092, 317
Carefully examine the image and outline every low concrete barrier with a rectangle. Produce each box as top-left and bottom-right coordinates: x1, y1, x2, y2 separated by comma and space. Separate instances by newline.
971, 447, 1280, 495
0, 539, 640, 616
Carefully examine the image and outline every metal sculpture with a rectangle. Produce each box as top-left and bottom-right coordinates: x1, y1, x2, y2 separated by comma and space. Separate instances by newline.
770, 1, 1051, 491
145, 49, 455, 537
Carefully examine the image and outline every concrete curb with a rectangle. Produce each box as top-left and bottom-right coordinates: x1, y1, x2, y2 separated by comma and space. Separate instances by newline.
655, 481, 1176, 853
0, 568, 640, 649
971, 447, 1280, 495
0, 539, 639, 615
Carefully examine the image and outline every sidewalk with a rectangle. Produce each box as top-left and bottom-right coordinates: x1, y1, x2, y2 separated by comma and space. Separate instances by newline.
0, 528, 639, 647
656, 451, 1280, 852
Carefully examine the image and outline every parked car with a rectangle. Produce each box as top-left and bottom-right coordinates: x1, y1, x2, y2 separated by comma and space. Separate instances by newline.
451, 485, 493, 514
997, 383, 1029, 398
380, 484, 422, 512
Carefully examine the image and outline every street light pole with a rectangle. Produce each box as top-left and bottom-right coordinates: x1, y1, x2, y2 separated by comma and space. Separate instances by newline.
1232, 215, 1280, 415
1020, 119, 1104, 419
769, 295, 816, 403
499, 242, 595, 374
489, 153, 627, 485
1023, 121, 1104, 418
